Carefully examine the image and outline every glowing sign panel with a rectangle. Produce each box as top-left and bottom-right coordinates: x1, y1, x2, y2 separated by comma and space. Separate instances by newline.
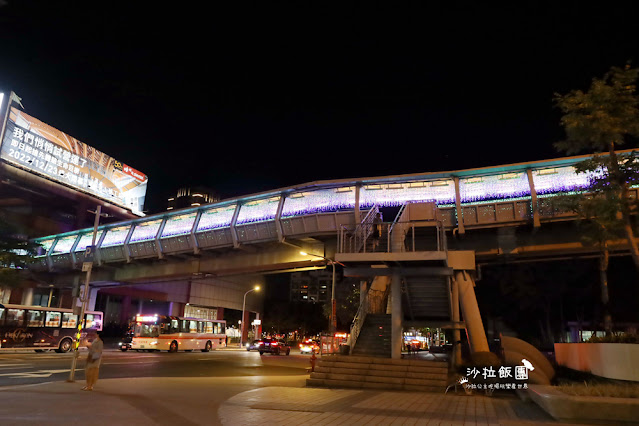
136, 315, 158, 323
0, 107, 147, 214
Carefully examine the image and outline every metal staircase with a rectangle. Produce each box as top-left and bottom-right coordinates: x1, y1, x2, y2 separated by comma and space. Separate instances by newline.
402, 276, 451, 321
342, 202, 453, 356
350, 314, 392, 357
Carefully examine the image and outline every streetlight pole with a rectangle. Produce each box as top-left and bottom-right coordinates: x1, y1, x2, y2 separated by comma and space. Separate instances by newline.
300, 251, 339, 334
241, 285, 260, 347
68, 205, 105, 382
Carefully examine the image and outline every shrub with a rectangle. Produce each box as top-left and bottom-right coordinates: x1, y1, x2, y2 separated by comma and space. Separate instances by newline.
587, 333, 639, 344
558, 382, 639, 398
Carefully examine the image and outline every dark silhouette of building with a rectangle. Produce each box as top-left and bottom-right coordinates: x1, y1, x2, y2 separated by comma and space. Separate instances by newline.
167, 186, 218, 211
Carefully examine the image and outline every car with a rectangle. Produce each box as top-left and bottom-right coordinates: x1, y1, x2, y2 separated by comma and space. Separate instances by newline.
246, 340, 261, 351
258, 338, 291, 356
299, 339, 319, 354
118, 334, 133, 351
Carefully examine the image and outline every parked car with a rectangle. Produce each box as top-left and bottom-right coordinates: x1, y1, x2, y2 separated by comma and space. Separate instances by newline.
258, 338, 291, 355
246, 340, 261, 351
299, 339, 319, 354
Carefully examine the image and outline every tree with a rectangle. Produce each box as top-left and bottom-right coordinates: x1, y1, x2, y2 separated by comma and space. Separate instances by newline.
479, 261, 596, 348
321, 282, 360, 331
554, 64, 639, 271
0, 217, 40, 289
553, 190, 625, 334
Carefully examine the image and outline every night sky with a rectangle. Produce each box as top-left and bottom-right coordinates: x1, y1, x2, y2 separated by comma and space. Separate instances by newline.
1, 2, 638, 214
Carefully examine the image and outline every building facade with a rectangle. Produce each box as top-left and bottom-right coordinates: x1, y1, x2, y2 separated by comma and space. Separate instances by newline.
167, 186, 218, 211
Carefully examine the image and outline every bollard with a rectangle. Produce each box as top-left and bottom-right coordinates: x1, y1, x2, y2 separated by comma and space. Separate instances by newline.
310, 351, 317, 372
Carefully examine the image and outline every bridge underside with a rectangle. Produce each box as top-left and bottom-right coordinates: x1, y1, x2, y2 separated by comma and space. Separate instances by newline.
23, 162, 639, 350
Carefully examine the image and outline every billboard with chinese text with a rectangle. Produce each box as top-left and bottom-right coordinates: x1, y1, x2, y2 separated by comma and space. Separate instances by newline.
0, 107, 147, 214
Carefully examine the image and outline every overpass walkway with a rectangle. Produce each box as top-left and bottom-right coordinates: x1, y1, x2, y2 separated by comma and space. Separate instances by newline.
30, 150, 638, 272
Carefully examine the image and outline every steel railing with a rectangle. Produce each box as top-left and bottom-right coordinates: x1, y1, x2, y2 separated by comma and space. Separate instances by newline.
347, 283, 371, 352
338, 219, 448, 254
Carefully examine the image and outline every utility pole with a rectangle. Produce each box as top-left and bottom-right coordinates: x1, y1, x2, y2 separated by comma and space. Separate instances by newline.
241, 285, 260, 347
299, 251, 341, 334
68, 205, 102, 382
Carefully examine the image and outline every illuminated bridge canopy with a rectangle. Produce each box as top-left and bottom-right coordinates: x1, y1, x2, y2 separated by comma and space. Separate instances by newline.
31, 151, 622, 271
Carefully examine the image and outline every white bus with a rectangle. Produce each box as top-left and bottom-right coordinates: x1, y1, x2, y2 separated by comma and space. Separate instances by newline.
131, 314, 226, 352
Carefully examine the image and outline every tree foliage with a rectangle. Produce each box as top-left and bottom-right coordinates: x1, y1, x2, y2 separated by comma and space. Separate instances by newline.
0, 217, 40, 288
554, 64, 639, 270
321, 281, 360, 331
262, 300, 327, 336
478, 261, 596, 348
554, 64, 639, 154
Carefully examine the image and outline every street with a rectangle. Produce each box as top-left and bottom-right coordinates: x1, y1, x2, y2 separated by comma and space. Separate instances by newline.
0, 347, 311, 388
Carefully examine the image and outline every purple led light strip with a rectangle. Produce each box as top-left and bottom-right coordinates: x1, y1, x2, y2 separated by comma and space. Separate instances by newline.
35, 163, 607, 246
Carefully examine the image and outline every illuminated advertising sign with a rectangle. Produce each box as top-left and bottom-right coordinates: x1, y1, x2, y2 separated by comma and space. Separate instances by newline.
136, 315, 158, 323
0, 107, 147, 215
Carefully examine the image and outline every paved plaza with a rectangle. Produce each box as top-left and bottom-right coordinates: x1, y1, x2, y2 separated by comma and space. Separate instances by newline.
0, 374, 585, 425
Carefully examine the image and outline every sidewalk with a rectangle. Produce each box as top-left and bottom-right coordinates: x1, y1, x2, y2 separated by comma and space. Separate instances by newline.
0, 375, 583, 425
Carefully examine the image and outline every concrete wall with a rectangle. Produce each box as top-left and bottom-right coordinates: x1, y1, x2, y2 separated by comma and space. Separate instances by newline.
189, 278, 262, 312
555, 343, 639, 382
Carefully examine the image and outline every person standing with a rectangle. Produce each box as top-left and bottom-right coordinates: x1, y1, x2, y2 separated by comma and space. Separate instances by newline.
83, 331, 104, 391
371, 212, 382, 251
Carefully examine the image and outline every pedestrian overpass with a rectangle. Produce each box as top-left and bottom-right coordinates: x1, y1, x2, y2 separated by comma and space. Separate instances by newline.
28, 150, 638, 362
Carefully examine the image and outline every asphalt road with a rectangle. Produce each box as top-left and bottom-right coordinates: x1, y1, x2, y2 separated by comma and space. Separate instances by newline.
0, 347, 311, 388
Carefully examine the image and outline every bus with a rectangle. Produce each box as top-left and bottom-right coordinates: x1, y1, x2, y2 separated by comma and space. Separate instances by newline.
0, 303, 103, 352
131, 314, 226, 352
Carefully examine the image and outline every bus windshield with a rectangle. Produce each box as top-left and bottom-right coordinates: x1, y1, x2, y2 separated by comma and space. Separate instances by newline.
135, 323, 160, 337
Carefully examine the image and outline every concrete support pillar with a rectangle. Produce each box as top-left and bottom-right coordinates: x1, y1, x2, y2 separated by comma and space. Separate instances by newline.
88, 287, 99, 311
526, 169, 541, 228
216, 307, 224, 320
450, 277, 462, 368
255, 312, 262, 338
121, 295, 132, 324
390, 223, 408, 253
359, 281, 367, 306
455, 270, 489, 353
391, 272, 402, 359
21, 288, 34, 306
354, 184, 361, 224
453, 177, 465, 235
242, 310, 250, 343
0, 287, 10, 304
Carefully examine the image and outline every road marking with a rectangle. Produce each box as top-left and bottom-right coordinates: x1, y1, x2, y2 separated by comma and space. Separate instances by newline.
0, 368, 83, 378
0, 381, 54, 391
0, 363, 32, 369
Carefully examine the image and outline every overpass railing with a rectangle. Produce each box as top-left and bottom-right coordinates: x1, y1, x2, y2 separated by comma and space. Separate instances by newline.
338, 220, 447, 254
31, 208, 366, 272
32, 151, 639, 271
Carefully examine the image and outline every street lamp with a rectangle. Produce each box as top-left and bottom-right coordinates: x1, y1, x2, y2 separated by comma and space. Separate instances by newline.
241, 285, 260, 347
300, 251, 339, 333
68, 205, 109, 382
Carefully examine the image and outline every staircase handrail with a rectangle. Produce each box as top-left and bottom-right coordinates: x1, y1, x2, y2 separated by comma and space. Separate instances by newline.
348, 282, 372, 352
337, 206, 380, 254
436, 219, 448, 254
389, 202, 408, 235
388, 203, 409, 253
338, 207, 370, 253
